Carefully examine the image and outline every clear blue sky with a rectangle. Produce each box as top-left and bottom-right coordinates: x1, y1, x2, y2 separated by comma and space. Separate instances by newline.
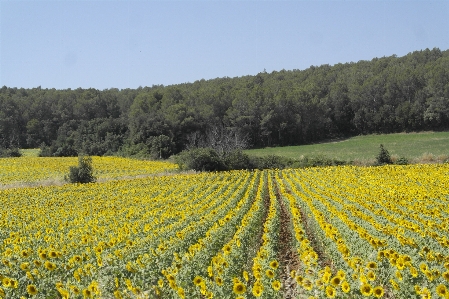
1, 1, 448, 90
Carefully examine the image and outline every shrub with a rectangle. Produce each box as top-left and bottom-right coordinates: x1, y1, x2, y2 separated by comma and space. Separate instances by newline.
0, 147, 21, 157
375, 144, 393, 166
395, 157, 409, 165
249, 155, 291, 170
65, 155, 96, 183
175, 148, 225, 172
223, 150, 252, 170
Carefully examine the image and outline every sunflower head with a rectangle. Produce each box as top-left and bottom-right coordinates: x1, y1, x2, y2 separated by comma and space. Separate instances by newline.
373, 286, 384, 298
367, 271, 376, 281
442, 270, 449, 282
330, 276, 341, 286
266, 269, 275, 279
360, 283, 373, 296
269, 260, 279, 269
272, 280, 281, 291
27, 284, 38, 296
252, 283, 263, 297
193, 276, 203, 286
325, 285, 336, 298
233, 282, 246, 295
341, 281, 350, 293
436, 284, 447, 297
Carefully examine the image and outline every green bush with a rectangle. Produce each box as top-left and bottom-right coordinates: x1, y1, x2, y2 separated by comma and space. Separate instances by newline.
65, 155, 96, 183
0, 147, 21, 157
375, 144, 393, 166
175, 148, 225, 172
249, 155, 292, 170
223, 150, 252, 170
395, 157, 409, 165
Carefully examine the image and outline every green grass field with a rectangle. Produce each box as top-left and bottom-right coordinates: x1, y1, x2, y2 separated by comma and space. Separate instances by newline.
245, 131, 449, 163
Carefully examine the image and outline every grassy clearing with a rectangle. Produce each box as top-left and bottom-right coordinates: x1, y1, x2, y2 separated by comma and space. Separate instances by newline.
19, 148, 41, 157
245, 131, 449, 163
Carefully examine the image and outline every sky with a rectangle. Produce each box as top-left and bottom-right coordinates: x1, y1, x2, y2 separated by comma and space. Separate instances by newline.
1, 1, 449, 90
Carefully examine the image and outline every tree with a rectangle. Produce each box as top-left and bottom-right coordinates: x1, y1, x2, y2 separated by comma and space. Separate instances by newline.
376, 144, 392, 166
65, 155, 96, 183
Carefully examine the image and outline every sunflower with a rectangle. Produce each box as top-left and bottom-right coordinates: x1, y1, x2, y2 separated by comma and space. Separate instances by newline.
71, 285, 81, 295
20, 262, 30, 271
44, 261, 56, 271
341, 281, 350, 293
243, 270, 249, 281
420, 263, 428, 272
27, 284, 38, 296
367, 261, 377, 269
233, 282, 246, 295
373, 286, 384, 298
325, 285, 336, 298
272, 280, 281, 291
10, 279, 18, 289
207, 266, 213, 277
414, 285, 421, 294
442, 270, 449, 282
322, 273, 331, 283
114, 290, 123, 299
223, 244, 231, 255
215, 277, 223, 286
420, 287, 431, 299
33, 260, 42, 267
252, 283, 263, 297
390, 279, 400, 291
336, 270, 346, 280
193, 276, 203, 286
303, 279, 313, 291
436, 284, 447, 297
82, 288, 93, 298
409, 266, 418, 278
21, 250, 30, 258
266, 269, 275, 279
330, 276, 341, 286
367, 271, 376, 281
177, 287, 185, 299
360, 283, 373, 296
395, 270, 402, 281
270, 260, 279, 269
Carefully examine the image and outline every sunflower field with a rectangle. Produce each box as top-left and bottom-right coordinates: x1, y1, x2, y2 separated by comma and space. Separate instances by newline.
1, 162, 449, 298
0, 157, 177, 185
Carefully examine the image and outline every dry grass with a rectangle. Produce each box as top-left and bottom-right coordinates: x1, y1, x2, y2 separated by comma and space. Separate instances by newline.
0, 169, 198, 190
410, 152, 449, 164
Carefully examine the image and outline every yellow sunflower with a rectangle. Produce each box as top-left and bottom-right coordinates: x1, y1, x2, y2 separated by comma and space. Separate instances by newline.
272, 280, 281, 291
360, 283, 373, 296
325, 285, 336, 298
373, 286, 384, 298
233, 282, 246, 295
27, 285, 38, 296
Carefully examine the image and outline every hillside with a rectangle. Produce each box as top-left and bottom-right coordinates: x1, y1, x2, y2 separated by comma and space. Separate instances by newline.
1, 47, 448, 158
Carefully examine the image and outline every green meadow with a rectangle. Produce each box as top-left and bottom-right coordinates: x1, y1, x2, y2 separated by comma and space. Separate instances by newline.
245, 131, 449, 163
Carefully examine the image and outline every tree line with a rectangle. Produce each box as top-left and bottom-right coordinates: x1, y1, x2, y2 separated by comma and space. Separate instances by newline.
1, 47, 448, 158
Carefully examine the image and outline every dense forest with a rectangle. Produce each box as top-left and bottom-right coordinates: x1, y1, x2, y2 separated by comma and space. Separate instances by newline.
1, 47, 448, 158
